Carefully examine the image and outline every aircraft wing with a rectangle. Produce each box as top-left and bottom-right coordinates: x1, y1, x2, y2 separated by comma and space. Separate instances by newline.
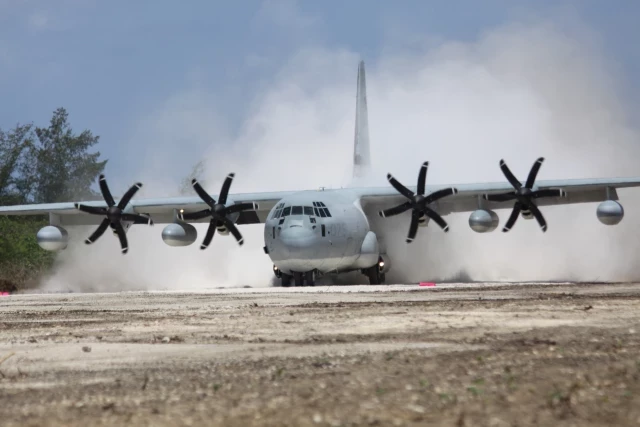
357, 177, 640, 215
0, 191, 297, 226
1, 177, 639, 227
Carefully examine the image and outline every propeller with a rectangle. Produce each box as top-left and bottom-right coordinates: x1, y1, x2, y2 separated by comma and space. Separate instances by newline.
180, 173, 259, 249
483, 157, 565, 232
379, 161, 458, 243
74, 174, 153, 254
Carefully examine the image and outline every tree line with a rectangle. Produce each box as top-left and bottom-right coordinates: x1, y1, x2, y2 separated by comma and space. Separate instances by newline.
0, 107, 107, 291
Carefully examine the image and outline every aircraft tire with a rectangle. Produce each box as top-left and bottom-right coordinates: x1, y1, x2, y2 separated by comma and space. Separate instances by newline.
281, 274, 292, 287
366, 266, 381, 285
304, 270, 315, 286
293, 272, 304, 287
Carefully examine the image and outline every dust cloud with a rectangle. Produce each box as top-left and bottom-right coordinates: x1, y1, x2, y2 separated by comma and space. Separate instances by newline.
39, 19, 640, 292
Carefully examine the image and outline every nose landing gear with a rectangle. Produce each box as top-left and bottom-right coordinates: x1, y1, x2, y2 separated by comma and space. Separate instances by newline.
277, 269, 317, 287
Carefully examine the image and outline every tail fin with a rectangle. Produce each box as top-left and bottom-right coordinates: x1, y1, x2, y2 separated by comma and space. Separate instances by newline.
353, 60, 371, 179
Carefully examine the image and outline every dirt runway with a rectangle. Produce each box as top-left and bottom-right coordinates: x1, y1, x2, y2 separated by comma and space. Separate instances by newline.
1, 282, 640, 426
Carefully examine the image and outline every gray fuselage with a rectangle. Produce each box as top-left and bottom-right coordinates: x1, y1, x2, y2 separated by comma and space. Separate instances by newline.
263, 189, 375, 275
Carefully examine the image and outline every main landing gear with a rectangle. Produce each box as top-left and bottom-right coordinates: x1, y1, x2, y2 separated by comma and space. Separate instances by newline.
276, 267, 316, 287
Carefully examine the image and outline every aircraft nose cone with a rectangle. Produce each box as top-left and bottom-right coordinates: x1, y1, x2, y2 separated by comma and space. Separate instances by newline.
279, 226, 315, 251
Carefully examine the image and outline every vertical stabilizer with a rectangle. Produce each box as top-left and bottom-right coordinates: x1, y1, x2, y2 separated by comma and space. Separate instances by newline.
353, 60, 371, 179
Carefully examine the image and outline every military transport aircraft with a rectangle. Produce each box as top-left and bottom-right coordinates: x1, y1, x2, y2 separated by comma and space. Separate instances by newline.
1, 61, 638, 286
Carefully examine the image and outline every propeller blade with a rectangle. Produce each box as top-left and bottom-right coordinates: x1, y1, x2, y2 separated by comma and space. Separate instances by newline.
423, 206, 449, 232
532, 188, 565, 199
200, 219, 217, 249
387, 174, 415, 200
218, 173, 235, 205
113, 222, 129, 254
424, 187, 457, 204
98, 174, 116, 207
502, 203, 522, 232
499, 160, 522, 190
379, 201, 412, 218
181, 209, 212, 221
117, 182, 143, 209
406, 210, 420, 243
219, 216, 244, 246
525, 157, 545, 188
225, 202, 258, 214
120, 213, 153, 225
191, 179, 217, 208
85, 218, 110, 244
75, 203, 107, 216
417, 161, 428, 196
483, 192, 517, 202
527, 202, 548, 232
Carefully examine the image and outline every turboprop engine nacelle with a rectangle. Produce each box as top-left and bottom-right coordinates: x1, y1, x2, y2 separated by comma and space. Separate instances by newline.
469, 209, 500, 233
36, 225, 69, 251
596, 200, 624, 225
162, 221, 198, 247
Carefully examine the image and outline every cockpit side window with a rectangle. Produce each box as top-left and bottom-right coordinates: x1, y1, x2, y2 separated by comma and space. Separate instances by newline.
313, 201, 332, 217
272, 202, 285, 219
291, 206, 303, 215
282, 206, 291, 216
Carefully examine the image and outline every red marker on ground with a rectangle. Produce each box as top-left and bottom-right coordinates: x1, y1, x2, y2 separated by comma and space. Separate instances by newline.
419, 282, 436, 287
0, 292, 9, 296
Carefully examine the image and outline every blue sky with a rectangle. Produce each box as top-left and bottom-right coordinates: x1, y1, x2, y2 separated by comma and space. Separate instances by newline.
1, 0, 639, 194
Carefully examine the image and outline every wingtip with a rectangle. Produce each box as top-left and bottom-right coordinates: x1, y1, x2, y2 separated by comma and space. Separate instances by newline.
74, 203, 80, 209
135, 182, 143, 189
451, 188, 458, 195
121, 247, 128, 254
386, 173, 393, 181
422, 161, 429, 168
84, 238, 92, 245
228, 172, 235, 179
379, 211, 385, 218
99, 174, 106, 181
537, 157, 545, 163
200, 244, 208, 250
443, 225, 450, 232
253, 202, 259, 210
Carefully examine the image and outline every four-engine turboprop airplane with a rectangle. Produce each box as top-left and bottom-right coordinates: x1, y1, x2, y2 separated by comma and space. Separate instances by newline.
1, 61, 639, 287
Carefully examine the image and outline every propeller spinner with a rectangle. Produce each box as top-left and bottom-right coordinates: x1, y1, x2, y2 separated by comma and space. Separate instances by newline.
379, 161, 458, 243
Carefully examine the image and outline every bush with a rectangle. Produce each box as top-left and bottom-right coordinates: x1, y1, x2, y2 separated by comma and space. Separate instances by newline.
0, 216, 55, 291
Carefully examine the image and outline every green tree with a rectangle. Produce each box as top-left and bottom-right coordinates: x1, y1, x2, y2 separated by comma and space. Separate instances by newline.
0, 123, 34, 206
25, 107, 107, 203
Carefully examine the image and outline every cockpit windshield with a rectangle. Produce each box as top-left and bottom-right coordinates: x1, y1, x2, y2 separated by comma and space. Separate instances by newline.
273, 203, 331, 219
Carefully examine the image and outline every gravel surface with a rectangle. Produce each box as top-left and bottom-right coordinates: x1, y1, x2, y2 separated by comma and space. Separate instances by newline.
1, 282, 640, 426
